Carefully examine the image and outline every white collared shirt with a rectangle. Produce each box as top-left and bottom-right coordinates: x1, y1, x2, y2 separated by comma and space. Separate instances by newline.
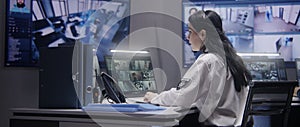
151, 53, 248, 126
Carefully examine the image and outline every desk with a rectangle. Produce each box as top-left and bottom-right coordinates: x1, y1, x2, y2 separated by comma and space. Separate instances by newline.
12, 97, 300, 127
10, 107, 186, 127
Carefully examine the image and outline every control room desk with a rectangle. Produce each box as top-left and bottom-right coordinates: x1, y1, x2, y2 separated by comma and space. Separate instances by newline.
10, 107, 188, 127
10, 98, 300, 127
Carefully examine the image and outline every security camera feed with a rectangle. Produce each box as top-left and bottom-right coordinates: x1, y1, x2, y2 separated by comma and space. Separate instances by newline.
182, 1, 300, 67
245, 61, 279, 80
5, 0, 130, 67
183, 5, 254, 34
254, 4, 300, 33
227, 35, 254, 53
204, 7, 254, 35
254, 34, 300, 61
105, 56, 157, 94
182, 2, 255, 67
296, 59, 300, 86
243, 59, 287, 81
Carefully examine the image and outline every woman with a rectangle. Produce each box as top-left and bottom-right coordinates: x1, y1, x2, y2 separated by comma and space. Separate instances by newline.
144, 10, 252, 126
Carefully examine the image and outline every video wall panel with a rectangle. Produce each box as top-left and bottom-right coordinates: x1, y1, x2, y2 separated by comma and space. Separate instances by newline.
183, 0, 300, 67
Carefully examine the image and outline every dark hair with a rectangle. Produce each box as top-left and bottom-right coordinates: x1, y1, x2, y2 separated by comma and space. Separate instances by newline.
188, 10, 252, 92
189, 8, 198, 15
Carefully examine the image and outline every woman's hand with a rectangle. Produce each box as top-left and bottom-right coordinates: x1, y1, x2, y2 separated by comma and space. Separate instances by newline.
294, 86, 300, 97
144, 92, 158, 102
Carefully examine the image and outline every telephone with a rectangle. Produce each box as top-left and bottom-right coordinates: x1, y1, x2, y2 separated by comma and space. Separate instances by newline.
100, 72, 126, 103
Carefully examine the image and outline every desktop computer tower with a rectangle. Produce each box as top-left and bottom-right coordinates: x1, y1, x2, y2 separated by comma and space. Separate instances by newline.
39, 45, 81, 109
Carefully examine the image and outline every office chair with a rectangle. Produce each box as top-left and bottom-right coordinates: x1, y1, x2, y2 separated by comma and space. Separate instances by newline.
241, 81, 297, 127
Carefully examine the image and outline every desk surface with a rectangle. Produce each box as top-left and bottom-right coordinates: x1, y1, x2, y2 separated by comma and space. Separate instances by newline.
11, 97, 300, 127
11, 107, 184, 127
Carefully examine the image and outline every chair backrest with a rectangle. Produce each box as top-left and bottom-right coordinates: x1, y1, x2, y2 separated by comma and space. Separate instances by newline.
241, 80, 297, 127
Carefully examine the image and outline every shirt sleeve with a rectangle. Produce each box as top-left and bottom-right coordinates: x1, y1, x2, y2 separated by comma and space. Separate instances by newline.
150, 58, 227, 122
150, 60, 208, 107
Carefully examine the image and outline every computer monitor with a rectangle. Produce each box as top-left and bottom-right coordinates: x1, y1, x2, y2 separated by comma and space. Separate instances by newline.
182, 0, 255, 67
253, 0, 300, 61
5, 0, 130, 67
243, 58, 287, 81
295, 58, 300, 86
5, 0, 35, 67
104, 55, 157, 97
182, 0, 300, 67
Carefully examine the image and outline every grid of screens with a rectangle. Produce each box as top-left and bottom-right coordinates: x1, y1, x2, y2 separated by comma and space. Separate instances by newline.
105, 56, 157, 97
183, 0, 300, 67
5, 0, 130, 67
243, 58, 287, 81
295, 58, 300, 86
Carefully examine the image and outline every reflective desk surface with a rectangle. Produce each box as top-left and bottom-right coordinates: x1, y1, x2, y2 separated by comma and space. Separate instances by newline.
10, 106, 191, 127
10, 97, 300, 127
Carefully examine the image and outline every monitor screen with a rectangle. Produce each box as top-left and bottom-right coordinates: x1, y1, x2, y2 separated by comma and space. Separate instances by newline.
243, 58, 287, 81
295, 58, 300, 86
182, 0, 300, 67
5, 0, 130, 67
5, 0, 34, 67
254, 34, 300, 61
105, 55, 157, 97
254, 3, 300, 34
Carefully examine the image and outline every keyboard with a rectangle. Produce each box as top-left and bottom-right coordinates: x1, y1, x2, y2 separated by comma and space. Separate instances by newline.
126, 97, 145, 103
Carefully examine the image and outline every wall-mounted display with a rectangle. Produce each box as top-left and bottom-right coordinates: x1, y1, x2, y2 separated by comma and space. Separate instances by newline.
5, 0, 130, 67
182, 0, 300, 67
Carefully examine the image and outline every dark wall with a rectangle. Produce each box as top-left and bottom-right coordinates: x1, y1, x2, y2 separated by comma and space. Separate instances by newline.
0, 1, 39, 127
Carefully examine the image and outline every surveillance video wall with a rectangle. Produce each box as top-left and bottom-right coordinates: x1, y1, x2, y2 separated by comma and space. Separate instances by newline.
183, 0, 300, 67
